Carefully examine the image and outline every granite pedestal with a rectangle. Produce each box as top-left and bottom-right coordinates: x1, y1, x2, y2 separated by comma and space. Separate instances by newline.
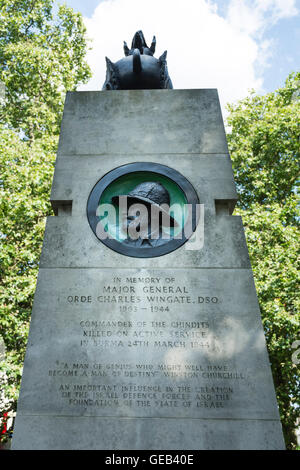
12, 89, 285, 449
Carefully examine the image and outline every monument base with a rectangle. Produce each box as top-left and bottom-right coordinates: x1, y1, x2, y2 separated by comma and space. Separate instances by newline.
13, 416, 284, 450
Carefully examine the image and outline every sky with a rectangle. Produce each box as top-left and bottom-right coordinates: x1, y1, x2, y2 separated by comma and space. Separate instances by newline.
63, 0, 300, 115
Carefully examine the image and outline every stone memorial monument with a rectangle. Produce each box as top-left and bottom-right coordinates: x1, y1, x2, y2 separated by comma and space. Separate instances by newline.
12, 32, 285, 450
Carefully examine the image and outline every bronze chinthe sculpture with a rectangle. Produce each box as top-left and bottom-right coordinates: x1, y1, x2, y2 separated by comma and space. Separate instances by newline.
102, 30, 173, 90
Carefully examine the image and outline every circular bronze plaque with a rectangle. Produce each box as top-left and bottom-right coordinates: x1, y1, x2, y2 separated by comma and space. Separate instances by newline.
87, 163, 199, 258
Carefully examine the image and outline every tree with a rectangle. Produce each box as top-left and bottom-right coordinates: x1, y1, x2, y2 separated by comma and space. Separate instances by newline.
0, 0, 91, 140
226, 72, 300, 449
0, 0, 91, 442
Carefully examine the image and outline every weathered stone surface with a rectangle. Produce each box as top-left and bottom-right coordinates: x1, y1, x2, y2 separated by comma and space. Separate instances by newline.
50, 153, 238, 217
12, 90, 285, 449
39, 215, 250, 269
13, 268, 278, 420
13, 415, 284, 450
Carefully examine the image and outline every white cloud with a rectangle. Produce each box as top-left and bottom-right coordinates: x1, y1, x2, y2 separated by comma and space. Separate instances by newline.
80, 0, 298, 115
227, 0, 298, 36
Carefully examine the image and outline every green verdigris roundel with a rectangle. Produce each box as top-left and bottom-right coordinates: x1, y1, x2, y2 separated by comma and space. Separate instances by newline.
87, 163, 199, 258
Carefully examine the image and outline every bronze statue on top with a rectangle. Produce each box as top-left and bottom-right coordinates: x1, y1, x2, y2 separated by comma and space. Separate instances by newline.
102, 30, 173, 90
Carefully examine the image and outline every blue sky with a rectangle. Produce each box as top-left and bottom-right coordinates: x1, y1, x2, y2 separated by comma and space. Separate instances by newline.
63, 0, 300, 112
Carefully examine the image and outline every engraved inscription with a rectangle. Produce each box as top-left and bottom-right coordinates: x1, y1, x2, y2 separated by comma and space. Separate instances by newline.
66, 276, 220, 306
49, 361, 244, 413
45, 273, 250, 418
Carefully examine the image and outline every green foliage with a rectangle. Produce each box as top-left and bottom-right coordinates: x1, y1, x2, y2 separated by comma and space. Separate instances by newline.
227, 73, 299, 210
0, 0, 91, 441
0, 129, 55, 399
0, 0, 91, 139
227, 72, 300, 449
